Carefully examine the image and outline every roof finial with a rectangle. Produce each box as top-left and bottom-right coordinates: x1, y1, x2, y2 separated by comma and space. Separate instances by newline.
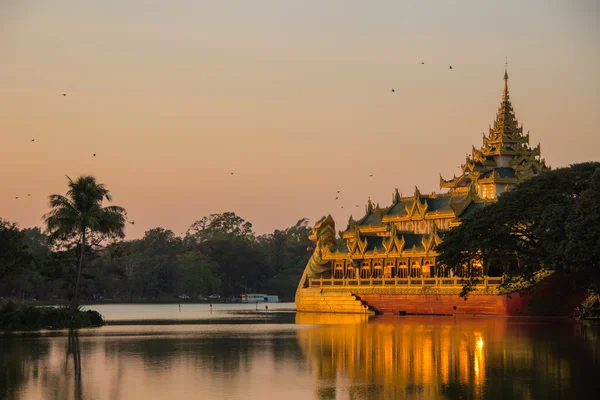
502, 56, 509, 100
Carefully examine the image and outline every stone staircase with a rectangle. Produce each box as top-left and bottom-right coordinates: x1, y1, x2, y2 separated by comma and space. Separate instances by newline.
352, 294, 380, 315
296, 288, 375, 314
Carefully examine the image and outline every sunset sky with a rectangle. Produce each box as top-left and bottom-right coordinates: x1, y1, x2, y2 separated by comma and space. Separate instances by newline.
1, 1, 598, 238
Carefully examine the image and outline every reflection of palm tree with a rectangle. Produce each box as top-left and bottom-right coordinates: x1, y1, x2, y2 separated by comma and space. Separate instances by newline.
67, 330, 83, 400
44, 176, 127, 312
110, 359, 125, 400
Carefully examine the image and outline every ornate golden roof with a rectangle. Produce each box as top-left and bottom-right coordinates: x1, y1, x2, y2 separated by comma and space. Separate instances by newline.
327, 70, 549, 261
440, 69, 549, 191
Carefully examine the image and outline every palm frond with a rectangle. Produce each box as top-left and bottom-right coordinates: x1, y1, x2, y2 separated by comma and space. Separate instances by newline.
43, 194, 80, 239
66, 175, 112, 213
44, 175, 126, 243
98, 206, 127, 237
47, 194, 75, 210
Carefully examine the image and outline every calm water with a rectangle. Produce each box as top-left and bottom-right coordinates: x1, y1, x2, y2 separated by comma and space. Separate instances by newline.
1, 304, 599, 400
86, 302, 298, 322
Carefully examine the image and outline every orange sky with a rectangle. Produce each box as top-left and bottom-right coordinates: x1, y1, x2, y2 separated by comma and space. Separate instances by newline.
1, 1, 599, 238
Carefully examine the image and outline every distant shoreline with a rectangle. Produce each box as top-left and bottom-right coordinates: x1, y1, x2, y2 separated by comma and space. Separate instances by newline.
85, 299, 293, 304
1, 298, 295, 306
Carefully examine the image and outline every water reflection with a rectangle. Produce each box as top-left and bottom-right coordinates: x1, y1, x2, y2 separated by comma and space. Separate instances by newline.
295, 314, 600, 399
1, 316, 599, 399
0, 325, 311, 400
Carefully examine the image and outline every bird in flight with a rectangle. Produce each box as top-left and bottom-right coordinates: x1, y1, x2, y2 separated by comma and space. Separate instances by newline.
93, 153, 96, 157
335, 197, 339, 200
449, 65, 453, 70
369, 174, 374, 177
28, 194, 30, 196
15, 197, 19, 199
391, 89, 395, 93
63, 93, 66, 96
230, 173, 234, 175
337, 190, 340, 193
31, 139, 35, 142
421, 62, 425, 65
355, 205, 359, 207
341, 206, 344, 209
129, 220, 135, 225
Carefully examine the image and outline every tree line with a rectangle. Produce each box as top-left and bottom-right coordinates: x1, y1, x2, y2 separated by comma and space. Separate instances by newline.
1, 177, 312, 306
3, 163, 598, 309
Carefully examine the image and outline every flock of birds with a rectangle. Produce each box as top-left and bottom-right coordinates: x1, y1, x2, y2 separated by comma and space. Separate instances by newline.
18, 96, 97, 200
14, 61, 456, 225
334, 177, 376, 210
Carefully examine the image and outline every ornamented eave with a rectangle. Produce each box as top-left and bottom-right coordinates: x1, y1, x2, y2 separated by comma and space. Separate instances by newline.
322, 248, 442, 261
448, 183, 479, 216
477, 176, 518, 185
484, 129, 529, 147
515, 158, 547, 173
421, 230, 443, 253
440, 173, 470, 189
382, 210, 457, 223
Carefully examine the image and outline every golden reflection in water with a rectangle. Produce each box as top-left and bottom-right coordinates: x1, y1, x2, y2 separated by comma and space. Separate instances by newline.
2, 319, 598, 399
295, 314, 581, 399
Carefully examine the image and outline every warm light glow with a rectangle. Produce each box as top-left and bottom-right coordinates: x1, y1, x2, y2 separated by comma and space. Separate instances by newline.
481, 185, 495, 199
477, 337, 484, 350
0, 2, 598, 238
473, 335, 486, 386
297, 315, 504, 398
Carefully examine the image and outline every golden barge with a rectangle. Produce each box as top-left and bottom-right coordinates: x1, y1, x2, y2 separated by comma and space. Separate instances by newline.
295, 70, 585, 317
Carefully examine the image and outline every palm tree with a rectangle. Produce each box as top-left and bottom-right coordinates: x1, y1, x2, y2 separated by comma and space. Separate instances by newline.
44, 175, 127, 312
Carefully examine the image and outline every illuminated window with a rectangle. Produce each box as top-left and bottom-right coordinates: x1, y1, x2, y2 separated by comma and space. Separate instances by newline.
482, 185, 495, 199
397, 262, 408, 278
423, 261, 433, 278
411, 262, 421, 278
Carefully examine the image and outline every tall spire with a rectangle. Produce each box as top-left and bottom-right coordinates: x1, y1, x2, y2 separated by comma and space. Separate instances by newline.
440, 68, 548, 193
502, 57, 509, 100
490, 57, 520, 139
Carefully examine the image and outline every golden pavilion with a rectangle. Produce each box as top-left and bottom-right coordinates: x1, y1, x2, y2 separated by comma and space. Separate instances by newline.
295, 70, 552, 316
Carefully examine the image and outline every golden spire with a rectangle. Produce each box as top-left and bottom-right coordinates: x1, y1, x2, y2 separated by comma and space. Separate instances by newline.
502, 57, 509, 100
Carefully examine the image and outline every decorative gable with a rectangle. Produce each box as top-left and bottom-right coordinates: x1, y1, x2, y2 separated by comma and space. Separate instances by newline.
382, 225, 406, 255
346, 225, 367, 256
405, 186, 429, 218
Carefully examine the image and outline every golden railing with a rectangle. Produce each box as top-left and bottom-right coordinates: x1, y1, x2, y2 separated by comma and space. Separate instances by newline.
308, 276, 503, 289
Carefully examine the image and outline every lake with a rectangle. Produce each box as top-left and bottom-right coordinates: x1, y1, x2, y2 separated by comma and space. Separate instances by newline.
1, 303, 599, 399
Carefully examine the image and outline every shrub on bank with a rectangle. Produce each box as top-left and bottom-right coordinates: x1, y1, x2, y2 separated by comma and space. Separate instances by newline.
496, 269, 555, 295
0, 301, 104, 331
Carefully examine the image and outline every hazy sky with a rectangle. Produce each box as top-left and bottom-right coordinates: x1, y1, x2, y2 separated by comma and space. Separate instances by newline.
1, 1, 598, 238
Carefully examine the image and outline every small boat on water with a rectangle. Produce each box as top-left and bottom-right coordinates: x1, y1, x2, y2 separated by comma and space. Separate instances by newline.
241, 294, 279, 303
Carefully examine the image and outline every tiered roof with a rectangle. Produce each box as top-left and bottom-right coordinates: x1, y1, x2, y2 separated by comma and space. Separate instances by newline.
440, 69, 548, 191
327, 70, 545, 261
344, 187, 477, 232
331, 186, 480, 259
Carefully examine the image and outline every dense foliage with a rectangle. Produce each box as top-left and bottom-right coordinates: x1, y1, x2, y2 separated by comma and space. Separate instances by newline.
0, 301, 104, 330
436, 162, 600, 295
0, 212, 312, 303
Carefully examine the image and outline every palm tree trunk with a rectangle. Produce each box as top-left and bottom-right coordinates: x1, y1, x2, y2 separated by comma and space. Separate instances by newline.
70, 228, 86, 313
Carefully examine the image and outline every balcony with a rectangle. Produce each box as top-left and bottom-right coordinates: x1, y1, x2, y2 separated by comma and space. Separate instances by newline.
308, 276, 503, 289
